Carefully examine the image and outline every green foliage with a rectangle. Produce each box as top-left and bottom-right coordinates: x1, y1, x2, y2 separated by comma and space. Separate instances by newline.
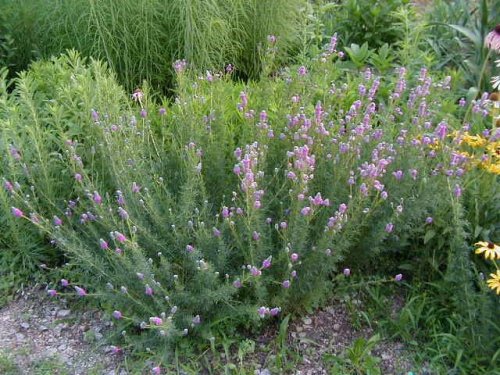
0, 37, 497, 370
317, 0, 411, 49
323, 334, 382, 374
0, 0, 307, 90
424, 0, 499, 91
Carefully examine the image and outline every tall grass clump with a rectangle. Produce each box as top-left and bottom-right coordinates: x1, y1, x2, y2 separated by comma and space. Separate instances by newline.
2, 38, 499, 371
0, 0, 306, 90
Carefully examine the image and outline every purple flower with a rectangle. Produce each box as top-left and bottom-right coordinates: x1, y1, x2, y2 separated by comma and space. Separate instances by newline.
47, 289, 57, 297
145, 285, 153, 296
394, 274, 403, 282
290, 253, 299, 262
385, 223, 394, 233
258, 306, 268, 318
114, 231, 126, 243
75, 286, 87, 296
53, 216, 63, 227
11, 207, 23, 218
301, 206, 312, 216
425, 217, 433, 224
454, 184, 462, 198
213, 228, 221, 237
267, 35, 277, 44
61, 279, 69, 287
262, 256, 272, 269
298, 66, 308, 76
132, 182, 141, 193
192, 315, 201, 325
392, 170, 404, 181
74, 173, 82, 182
270, 307, 281, 317
112, 310, 122, 319
152, 366, 161, 375
250, 266, 262, 277
343, 268, 351, 277
435, 121, 448, 140
100, 239, 109, 250
282, 280, 291, 289
159, 108, 167, 115
4, 180, 14, 192
150, 316, 163, 325
233, 279, 242, 288
93, 191, 102, 205
118, 207, 129, 220
280, 221, 288, 229
186, 244, 194, 253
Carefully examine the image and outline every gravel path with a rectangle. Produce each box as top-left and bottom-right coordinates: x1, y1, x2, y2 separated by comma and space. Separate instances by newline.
0, 288, 122, 375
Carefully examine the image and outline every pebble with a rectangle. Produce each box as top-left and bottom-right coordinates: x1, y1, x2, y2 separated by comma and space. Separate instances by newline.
20, 322, 30, 329
333, 323, 340, 331
57, 309, 71, 318
302, 317, 312, 325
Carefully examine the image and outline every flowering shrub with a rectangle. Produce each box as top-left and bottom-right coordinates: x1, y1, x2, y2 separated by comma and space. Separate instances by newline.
2, 45, 498, 367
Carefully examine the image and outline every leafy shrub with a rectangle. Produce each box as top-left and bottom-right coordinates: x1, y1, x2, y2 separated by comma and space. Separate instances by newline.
1, 43, 498, 370
0, 0, 307, 90
316, 0, 411, 49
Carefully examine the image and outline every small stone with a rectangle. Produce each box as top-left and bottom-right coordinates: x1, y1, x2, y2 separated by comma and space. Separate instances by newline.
39, 325, 49, 332
333, 323, 340, 331
15, 333, 25, 341
20, 322, 30, 329
296, 326, 303, 332
302, 317, 312, 325
57, 309, 71, 318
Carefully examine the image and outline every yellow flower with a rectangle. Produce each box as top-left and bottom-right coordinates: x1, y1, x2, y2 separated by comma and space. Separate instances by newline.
475, 241, 500, 260
462, 134, 487, 148
486, 270, 500, 295
486, 142, 499, 159
485, 163, 500, 175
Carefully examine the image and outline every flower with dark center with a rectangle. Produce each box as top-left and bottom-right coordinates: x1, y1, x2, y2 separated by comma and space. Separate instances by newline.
485, 25, 500, 52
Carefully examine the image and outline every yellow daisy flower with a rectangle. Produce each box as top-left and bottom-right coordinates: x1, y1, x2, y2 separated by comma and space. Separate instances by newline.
485, 163, 500, 175
462, 134, 487, 148
486, 270, 500, 295
475, 241, 500, 260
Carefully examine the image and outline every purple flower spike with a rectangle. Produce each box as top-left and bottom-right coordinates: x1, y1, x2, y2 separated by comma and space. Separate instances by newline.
75, 286, 87, 296
53, 216, 63, 227
152, 366, 161, 375
282, 280, 291, 289
115, 231, 126, 243
262, 256, 272, 269
394, 274, 403, 282
100, 239, 109, 250
93, 191, 102, 205
343, 268, 351, 277
112, 310, 122, 319
74, 173, 82, 182
290, 253, 299, 262
192, 315, 201, 325
150, 316, 163, 325
47, 289, 57, 297
425, 217, 433, 224
385, 223, 394, 233
145, 285, 153, 296
159, 108, 167, 115
61, 279, 69, 287
233, 279, 242, 288
270, 307, 281, 316
186, 244, 194, 253
11, 207, 23, 218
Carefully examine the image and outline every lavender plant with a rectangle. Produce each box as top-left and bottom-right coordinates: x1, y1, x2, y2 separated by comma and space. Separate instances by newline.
1, 39, 496, 370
